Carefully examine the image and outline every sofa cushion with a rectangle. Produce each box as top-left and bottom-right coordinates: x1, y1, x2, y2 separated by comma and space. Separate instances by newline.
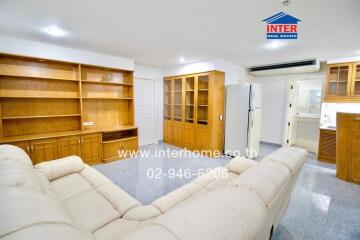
229, 161, 291, 208
35, 156, 85, 181
94, 219, 139, 240
64, 189, 120, 232
0, 187, 75, 238
0, 158, 43, 192
79, 165, 111, 188
120, 225, 177, 240
226, 156, 258, 174
149, 187, 267, 240
262, 147, 307, 174
123, 205, 161, 221
1, 223, 94, 240
51, 173, 93, 200
97, 183, 141, 216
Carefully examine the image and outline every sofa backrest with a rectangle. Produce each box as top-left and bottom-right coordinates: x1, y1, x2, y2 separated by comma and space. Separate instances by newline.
121, 147, 307, 240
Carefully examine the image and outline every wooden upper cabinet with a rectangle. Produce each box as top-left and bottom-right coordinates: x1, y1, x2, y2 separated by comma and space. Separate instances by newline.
325, 62, 360, 102
58, 135, 81, 158
81, 133, 101, 164
164, 79, 172, 121
325, 63, 352, 101
30, 138, 58, 164
351, 62, 360, 98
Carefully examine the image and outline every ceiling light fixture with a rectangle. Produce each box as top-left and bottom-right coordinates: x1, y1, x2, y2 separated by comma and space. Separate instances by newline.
282, 0, 291, 6
179, 57, 185, 63
265, 41, 284, 49
42, 25, 66, 37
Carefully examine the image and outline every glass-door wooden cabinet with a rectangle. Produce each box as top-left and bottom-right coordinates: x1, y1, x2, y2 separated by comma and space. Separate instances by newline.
325, 63, 352, 100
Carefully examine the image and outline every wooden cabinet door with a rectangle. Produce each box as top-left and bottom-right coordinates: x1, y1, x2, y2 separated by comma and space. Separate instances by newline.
30, 138, 58, 164
10, 141, 30, 156
195, 129, 209, 152
122, 138, 139, 157
163, 120, 172, 144
182, 125, 196, 150
325, 64, 352, 101
58, 135, 81, 158
351, 62, 360, 99
81, 133, 101, 164
350, 131, 360, 182
172, 122, 183, 147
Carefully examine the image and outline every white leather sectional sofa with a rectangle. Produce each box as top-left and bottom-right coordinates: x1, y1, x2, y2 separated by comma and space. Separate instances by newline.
0, 145, 307, 240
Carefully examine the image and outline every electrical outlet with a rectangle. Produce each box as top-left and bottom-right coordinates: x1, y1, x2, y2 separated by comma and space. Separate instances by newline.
83, 121, 94, 126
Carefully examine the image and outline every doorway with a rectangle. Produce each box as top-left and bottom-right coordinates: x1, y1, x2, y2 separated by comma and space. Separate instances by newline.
284, 76, 324, 152
134, 78, 156, 146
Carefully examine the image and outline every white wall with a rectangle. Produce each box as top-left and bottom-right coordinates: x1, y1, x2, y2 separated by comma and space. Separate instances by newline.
134, 64, 164, 142
254, 69, 326, 145
0, 35, 134, 70
164, 58, 253, 85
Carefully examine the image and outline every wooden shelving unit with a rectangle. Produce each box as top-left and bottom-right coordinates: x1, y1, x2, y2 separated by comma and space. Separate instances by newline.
0, 53, 138, 164
163, 71, 224, 155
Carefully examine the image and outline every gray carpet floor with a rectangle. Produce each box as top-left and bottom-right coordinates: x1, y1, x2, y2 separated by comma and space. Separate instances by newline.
94, 142, 360, 240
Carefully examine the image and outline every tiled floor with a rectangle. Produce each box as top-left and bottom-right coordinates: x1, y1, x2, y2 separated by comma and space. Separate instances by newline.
94, 143, 360, 240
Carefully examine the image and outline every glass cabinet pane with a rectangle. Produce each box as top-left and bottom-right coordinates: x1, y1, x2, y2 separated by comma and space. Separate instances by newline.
353, 64, 360, 96
164, 80, 171, 120
174, 78, 183, 121
327, 65, 350, 97
197, 75, 209, 125
185, 77, 195, 123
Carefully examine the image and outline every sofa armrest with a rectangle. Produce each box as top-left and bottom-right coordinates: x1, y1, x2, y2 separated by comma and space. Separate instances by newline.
34, 156, 85, 181
122, 205, 161, 221
226, 156, 258, 175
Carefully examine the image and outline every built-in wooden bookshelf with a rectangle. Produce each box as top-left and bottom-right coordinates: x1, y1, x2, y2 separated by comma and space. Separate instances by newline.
163, 71, 225, 156
0, 53, 138, 164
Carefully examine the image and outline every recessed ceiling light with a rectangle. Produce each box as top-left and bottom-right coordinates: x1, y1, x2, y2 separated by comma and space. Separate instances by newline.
42, 25, 66, 37
179, 57, 185, 63
264, 41, 285, 49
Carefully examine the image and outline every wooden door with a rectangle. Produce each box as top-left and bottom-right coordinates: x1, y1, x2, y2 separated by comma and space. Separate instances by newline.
81, 133, 101, 164
10, 141, 30, 156
325, 63, 352, 101
351, 62, 360, 99
122, 138, 139, 156
173, 77, 183, 122
196, 74, 209, 125
30, 138, 58, 164
164, 79, 172, 121
58, 135, 81, 158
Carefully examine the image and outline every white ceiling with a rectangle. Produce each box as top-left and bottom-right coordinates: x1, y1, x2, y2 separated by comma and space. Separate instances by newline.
0, 0, 359, 68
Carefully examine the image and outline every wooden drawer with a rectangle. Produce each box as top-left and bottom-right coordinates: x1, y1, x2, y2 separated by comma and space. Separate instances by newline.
103, 137, 138, 162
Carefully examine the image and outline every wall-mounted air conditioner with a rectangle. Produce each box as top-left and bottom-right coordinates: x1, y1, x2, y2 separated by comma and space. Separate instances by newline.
248, 59, 320, 76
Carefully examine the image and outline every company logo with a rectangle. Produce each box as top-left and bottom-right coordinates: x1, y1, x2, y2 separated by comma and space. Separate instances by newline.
263, 12, 301, 39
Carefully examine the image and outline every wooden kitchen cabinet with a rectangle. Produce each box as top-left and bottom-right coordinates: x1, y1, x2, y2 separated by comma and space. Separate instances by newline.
30, 138, 58, 164
81, 133, 102, 164
58, 135, 82, 158
325, 62, 360, 102
317, 128, 336, 164
336, 113, 360, 184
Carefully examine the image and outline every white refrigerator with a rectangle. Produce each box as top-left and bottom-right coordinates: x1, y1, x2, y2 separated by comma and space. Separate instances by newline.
224, 83, 262, 159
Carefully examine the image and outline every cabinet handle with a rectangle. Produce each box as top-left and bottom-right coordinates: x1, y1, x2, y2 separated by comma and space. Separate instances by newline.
78, 139, 81, 144
31, 146, 34, 151
81, 139, 84, 144
27, 146, 30, 153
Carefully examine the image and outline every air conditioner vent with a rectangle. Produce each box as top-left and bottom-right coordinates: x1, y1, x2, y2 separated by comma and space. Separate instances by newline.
248, 59, 320, 76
